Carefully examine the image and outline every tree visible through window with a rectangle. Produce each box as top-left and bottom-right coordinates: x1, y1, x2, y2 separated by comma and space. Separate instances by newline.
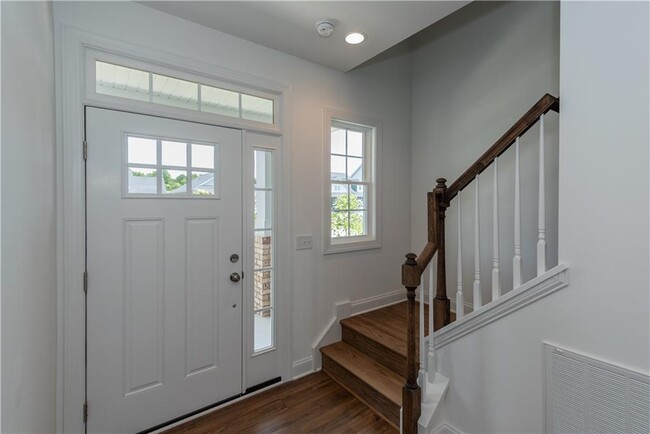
327, 118, 377, 249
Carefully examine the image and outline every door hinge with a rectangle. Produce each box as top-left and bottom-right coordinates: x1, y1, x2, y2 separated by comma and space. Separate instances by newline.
83, 271, 88, 294
83, 401, 88, 423
83, 140, 88, 160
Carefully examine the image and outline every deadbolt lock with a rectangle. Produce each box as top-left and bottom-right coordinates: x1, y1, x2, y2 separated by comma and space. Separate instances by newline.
230, 272, 241, 283
230, 254, 239, 263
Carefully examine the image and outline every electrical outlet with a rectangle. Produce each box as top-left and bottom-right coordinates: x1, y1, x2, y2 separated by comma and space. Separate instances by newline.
296, 235, 313, 250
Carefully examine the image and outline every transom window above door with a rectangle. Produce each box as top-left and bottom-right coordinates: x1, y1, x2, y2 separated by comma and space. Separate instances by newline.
93, 60, 275, 126
125, 134, 219, 197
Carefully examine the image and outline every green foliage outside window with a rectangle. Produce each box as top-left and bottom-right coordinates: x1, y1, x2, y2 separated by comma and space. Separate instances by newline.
332, 194, 364, 237
131, 169, 200, 192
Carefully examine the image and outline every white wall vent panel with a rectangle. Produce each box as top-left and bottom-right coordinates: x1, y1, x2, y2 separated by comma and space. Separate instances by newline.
545, 344, 650, 434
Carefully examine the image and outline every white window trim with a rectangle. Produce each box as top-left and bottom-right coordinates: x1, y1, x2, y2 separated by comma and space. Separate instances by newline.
323, 108, 382, 254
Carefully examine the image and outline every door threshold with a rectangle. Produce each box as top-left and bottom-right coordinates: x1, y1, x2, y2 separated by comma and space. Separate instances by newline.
140, 377, 282, 434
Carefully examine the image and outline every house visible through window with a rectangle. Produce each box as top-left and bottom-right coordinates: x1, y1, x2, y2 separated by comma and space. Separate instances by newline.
326, 116, 381, 253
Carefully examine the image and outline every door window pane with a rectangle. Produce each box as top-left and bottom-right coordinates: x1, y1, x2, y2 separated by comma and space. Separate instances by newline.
254, 150, 273, 189
255, 190, 273, 229
191, 171, 215, 196
162, 169, 188, 194
128, 137, 157, 165
191, 144, 215, 169
254, 308, 273, 351
161, 140, 187, 167
127, 167, 157, 194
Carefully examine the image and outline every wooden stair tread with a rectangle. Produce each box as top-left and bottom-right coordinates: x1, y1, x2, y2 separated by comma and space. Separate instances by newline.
341, 302, 429, 357
320, 341, 403, 406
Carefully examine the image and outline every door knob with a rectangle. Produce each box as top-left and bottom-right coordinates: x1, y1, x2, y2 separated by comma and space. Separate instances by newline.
230, 272, 241, 283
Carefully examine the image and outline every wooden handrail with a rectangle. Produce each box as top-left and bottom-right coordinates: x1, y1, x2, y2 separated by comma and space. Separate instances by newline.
445, 93, 559, 202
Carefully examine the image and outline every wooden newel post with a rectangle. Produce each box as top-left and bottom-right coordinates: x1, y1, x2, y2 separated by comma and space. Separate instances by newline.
402, 253, 421, 434
434, 178, 451, 330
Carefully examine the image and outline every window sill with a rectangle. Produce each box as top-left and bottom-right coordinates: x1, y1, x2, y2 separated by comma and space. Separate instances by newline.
323, 238, 382, 255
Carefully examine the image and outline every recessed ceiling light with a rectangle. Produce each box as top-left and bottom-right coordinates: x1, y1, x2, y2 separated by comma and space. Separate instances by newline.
345, 32, 366, 45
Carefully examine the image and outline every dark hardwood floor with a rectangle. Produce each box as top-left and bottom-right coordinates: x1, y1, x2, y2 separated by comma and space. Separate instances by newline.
164, 372, 397, 434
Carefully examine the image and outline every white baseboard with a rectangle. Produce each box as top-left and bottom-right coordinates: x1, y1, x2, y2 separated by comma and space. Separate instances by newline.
435, 265, 568, 349
291, 356, 314, 380
432, 422, 464, 434
351, 288, 405, 316
309, 289, 406, 371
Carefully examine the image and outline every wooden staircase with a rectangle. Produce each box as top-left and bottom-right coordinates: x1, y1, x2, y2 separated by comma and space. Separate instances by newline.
320, 302, 455, 430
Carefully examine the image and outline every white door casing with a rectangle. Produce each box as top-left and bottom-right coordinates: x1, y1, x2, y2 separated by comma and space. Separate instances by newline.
86, 108, 243, 433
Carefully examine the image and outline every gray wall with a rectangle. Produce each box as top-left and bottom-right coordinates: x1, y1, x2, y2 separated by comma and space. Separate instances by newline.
1, 2, 57, 432
410, 1, 560, 308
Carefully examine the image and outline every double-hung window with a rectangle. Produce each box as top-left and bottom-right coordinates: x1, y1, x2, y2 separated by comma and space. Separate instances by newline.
325, 112, 381, 253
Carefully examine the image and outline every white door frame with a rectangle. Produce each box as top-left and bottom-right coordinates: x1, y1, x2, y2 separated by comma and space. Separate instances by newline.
55, 26, 294, 434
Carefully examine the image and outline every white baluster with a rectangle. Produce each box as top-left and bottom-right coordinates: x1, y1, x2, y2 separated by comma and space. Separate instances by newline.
537, 115, 547, 276
473, 175, 482, 310
419, 282, 425, 394
427, 262, 435, 381
492, 158, 501, 300
513, 137, 522, 288
456, 191, 464, 318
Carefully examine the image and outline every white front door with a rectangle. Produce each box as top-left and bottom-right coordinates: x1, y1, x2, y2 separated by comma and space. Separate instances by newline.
86, 108, 243, 433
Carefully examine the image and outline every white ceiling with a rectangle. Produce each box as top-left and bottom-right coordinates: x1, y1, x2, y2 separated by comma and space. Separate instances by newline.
139, 1, 470, 72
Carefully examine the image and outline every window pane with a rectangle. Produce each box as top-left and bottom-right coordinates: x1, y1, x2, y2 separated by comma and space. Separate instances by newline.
191, 144, 215, 169
331, 184, 349, 210
128, 137, 157, 165
191, 171, 215, 195
254, 230, 272, 269
254, 307, 273, 351
96, 61, 150, 102
152, 74, 198, 110
331, 155, 346, 180
254, 149, 273, 189
348, 130, 363, 157
331, 211, 349, 238
331, 127, 346, 155
350, 184, 367, 210
200, 85, 239, 118
349, 211, 367, 236
347, 157, 363, 181
162, 169, 188, 194
242, 94, 274, 124
255, 190, 273, 229
161, 140, 187, 167
127, 167, 157, 194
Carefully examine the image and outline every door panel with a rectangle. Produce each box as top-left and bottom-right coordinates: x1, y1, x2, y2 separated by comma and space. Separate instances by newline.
86, 108, 242, 433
